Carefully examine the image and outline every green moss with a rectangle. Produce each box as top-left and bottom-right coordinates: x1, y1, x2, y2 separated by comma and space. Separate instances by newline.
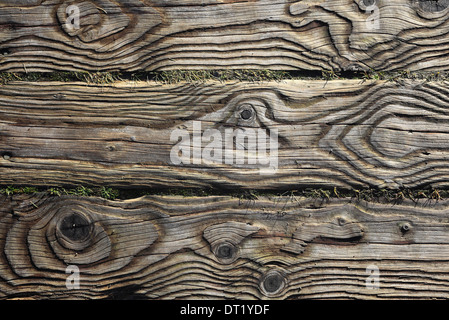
0, 72, 22, 85
99, 186, 120, 200
0, 186, 37, 196
1, 185, 449, 204
148, 69, 293, 84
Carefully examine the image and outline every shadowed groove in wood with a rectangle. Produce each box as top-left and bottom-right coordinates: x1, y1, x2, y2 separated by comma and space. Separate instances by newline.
1, 0, 449, 72
2, 194, 449, 299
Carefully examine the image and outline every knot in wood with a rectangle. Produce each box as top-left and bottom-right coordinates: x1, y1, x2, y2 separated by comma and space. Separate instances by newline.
203, 221, 259, 264
237, 103, 255, 122
362, 0, 376, 7
57, 0, 129, 42
418, 0, 449, 12
215, 242, 237, 261
240, 108, 253, 120
337, 216, 347, 226
261, 270, 286, 296
106, 145, 116, 152
56, 0, 163, 53
400, 222, 412, 233
59, 212, 93, 242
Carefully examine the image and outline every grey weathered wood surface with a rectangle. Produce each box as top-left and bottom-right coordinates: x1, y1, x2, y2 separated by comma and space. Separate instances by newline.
1, 79, 449, 190
0, 0, 449, 72
2, 193, 449, 300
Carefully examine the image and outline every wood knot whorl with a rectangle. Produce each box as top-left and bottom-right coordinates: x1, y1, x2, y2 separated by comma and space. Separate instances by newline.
399, 222, 412, 233
56, 211, 94, 251
203, 222, 259, 264
213, 241, 238, 264
362, 0, 376, 7
260, 270, 286, 297
221, 92, 285, 129
414, 0, 449, 18
48, 205, 111, 265
56, 0, 163, 52
237, 103, 256, 122
57, 1, 130, 42
417, 0, 449, 12
2, 197, 161, 280
337, 216, 348, 226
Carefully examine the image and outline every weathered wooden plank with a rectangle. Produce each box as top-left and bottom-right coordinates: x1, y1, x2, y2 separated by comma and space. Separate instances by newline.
1, 0, 449, 72
2, 79, 449, 190
2, 193, 449, 300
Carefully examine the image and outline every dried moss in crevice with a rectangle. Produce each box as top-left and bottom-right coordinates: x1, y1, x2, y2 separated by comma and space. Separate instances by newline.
1, 185, 449, 205
1, 69, 449, 86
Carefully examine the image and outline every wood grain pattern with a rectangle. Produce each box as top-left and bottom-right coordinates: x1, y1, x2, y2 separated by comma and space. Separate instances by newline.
2, 193, 449, 299
2, 79, 449, 190
1, 0, 449, 72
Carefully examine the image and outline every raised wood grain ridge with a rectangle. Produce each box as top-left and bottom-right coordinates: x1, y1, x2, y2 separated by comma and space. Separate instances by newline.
2, 193, 449, 300
1, 0, 449, 72
2, 79, 449, 190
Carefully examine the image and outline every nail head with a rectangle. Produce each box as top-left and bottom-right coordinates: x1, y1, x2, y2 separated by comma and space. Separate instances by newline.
400, 222, 411, 233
